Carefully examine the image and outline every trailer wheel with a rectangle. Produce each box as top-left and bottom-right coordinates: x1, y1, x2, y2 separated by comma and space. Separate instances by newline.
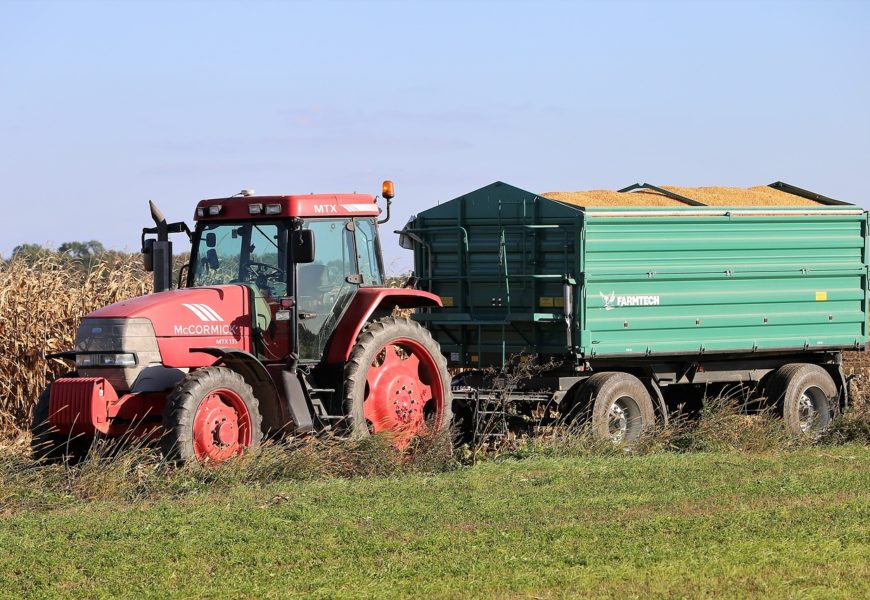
576, 372, 656, 444
344, 316, 453, 446
161, 367, 263, 463
30, 377, 93, 463
766, 364, 836, 436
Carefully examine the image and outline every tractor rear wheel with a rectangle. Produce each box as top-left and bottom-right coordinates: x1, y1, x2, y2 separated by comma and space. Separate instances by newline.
344, 316, 452, 446
161, 367, 263, 463
30, 378, 93, 463
575, 372, 656, 445
766, 363, 836, 437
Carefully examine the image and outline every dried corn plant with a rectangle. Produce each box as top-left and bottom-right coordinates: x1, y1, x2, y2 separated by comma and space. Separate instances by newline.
0, 254, 150, 431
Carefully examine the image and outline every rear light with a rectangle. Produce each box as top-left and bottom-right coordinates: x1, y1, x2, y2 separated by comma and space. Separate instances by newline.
76, 353, 137, 368
248, 203, 264, 215
196, 207, 205, 217
265, 203, 282, 215
208, 204, 223, 216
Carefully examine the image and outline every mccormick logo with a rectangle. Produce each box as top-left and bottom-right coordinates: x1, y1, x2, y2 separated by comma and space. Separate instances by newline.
600, 291, 661, 311
182, 303, 224, 322
176, 303, 240, 336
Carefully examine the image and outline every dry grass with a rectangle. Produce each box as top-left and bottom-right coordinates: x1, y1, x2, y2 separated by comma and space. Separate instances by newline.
543, 184, 824, 207
3, 392, 866, 513
0, 368, 867, 513
0, 254, 150, 431
0, 428, 456, 513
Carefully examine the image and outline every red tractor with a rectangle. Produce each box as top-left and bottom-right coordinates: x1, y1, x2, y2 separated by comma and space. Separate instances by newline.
32, 182, 453, 462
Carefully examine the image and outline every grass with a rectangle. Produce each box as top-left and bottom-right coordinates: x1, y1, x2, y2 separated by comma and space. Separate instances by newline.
0, 447, 868, 598
0, 398, 868, 598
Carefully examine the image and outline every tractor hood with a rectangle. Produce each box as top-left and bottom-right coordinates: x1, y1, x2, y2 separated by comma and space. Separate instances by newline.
86, 285, 253, 367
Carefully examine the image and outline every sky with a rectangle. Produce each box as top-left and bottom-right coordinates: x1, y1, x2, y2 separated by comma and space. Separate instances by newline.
1, 0, 868, 273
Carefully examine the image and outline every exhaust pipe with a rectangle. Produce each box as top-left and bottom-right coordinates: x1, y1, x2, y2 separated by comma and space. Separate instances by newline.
144, 200, 173, 293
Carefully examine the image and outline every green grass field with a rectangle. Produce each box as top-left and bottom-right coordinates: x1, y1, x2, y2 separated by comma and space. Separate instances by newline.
1, 446, 868, 599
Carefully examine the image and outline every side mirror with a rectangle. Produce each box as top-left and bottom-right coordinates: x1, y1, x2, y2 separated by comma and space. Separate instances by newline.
206, 232, 217, 248
142, 239, 155, 272
291, 230, 315, 264
206, 248, 220, 270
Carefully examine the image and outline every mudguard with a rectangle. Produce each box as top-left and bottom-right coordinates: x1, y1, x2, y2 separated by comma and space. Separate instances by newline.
325, 288, 442, 364
192, 348, 290, 432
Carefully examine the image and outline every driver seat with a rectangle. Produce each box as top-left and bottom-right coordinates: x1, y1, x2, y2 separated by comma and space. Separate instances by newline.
242, 284, 273, 333
298, 264, 327, 308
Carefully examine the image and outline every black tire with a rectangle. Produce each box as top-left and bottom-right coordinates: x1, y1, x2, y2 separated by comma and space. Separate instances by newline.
766, 363, 836, 436
161, 367, 263, 463
344, 316, 453, 440
574, 372, 656, 444
30, 377, 93, 463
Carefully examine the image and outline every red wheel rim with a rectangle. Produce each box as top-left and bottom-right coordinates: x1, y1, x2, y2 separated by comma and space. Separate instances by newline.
192, 388, 252, 462
363, 337, 445, 447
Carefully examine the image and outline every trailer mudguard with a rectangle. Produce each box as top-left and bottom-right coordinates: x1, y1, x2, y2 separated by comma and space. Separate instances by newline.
325, 288, 442, 364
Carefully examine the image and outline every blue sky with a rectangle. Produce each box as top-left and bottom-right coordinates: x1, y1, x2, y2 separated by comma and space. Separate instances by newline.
1, 0, 868, 272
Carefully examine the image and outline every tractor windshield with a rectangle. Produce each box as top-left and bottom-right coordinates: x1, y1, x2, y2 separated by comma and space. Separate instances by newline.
191, 221, 288, 298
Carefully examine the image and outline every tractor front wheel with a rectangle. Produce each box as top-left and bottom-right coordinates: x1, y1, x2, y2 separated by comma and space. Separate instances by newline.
161, 367, 263, 463
344, 316, 453, 446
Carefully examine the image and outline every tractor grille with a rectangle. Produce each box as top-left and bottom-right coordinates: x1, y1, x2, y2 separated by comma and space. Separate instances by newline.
75, 318, 161, 392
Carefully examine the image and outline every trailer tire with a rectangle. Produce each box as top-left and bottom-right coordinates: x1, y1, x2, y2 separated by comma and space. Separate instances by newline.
344, 316, 453, 446
161, 367, 263, 463
766, 363, 836, 436
576, 372, 656, 444
30, 377, 93, 463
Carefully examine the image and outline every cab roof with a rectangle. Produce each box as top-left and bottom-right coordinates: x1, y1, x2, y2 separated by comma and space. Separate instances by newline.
194, 193, 380, 221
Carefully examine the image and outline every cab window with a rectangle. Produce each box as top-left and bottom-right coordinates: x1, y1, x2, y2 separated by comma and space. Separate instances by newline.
191, 222, 287, 297
354, 218, 383, 286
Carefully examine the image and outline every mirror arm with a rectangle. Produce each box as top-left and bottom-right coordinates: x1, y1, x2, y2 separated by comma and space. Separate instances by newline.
377, 197, 392, 225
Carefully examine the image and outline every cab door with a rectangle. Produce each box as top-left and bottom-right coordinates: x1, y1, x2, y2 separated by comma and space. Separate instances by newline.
296, 219, 358, 361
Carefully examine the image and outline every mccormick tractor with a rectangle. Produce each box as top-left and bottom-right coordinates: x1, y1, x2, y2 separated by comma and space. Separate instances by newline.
33, 182, 452, 462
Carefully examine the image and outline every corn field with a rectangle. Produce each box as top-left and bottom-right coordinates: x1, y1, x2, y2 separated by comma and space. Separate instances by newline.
0, 255, 150, 430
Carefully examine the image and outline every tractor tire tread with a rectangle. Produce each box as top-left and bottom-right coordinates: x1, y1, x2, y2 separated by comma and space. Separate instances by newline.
343, 316, 452, 439
161, 366, 263, 462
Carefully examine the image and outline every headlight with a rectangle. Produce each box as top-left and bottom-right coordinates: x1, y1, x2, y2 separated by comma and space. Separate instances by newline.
76, 353, 137, 368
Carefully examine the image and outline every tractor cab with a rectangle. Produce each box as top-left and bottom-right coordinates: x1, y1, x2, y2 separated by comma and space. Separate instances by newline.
184, 198, 386, 364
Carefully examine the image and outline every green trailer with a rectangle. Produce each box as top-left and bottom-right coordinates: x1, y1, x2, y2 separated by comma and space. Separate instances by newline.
401, 181, 869, 443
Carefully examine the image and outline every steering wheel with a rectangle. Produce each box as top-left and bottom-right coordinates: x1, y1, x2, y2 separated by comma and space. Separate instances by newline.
246, 262, 284, 290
